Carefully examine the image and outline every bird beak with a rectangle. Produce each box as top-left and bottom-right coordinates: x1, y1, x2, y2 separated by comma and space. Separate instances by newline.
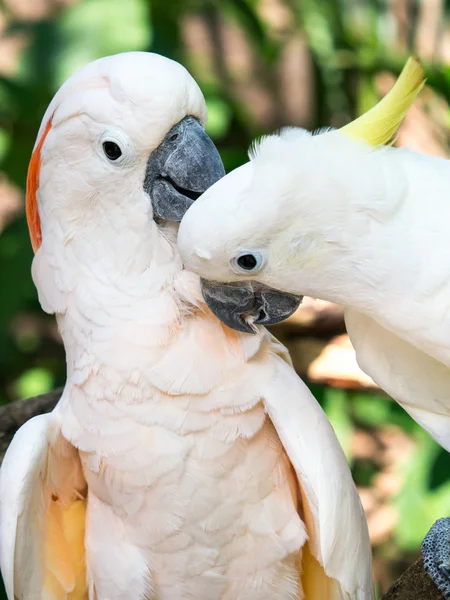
144, 116, 225, 222
200, 279, 303, 334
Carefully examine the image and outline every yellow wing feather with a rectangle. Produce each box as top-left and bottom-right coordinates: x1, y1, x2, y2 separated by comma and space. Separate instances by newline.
43, 498, 88, 600
0, 414, 89, 600
62, 500, 88, 600
340, 56, 426, 147
301, 542, 341, 600
298, 487, 343, 599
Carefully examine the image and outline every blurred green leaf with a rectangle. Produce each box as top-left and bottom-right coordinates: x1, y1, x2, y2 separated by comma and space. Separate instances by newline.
352, 391, 391, 427
352, 458, 378, 487
0, 129, 11, 162
15, 367, 54, 399
374, 581, 381, 600
225, 0, 280, 63
395, 431, 448, 550
205, 96, 232, 138
356, 73, 380, 117
55, 0, 151, 85
322, 387, 354, 460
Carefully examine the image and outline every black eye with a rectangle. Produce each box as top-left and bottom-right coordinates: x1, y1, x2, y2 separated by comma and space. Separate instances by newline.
103, 141, 122, 161
237, 253, 258, 270
231, 251, 264, 274
169, 133, 179, 142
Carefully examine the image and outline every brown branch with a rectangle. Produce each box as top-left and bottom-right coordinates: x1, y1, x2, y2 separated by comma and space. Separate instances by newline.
382, 558, 444, 599
0, 391, 445, 599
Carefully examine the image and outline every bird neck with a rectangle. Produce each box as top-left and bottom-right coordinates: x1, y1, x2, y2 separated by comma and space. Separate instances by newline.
56, 266, 189, 383
32, 218, 200, 374
56, 266, 265, 399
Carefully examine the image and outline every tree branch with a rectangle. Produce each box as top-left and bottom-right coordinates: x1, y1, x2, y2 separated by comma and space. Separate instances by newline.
382, 558, 444, 599
0, 391, 445, 599
0, 388, 62, 462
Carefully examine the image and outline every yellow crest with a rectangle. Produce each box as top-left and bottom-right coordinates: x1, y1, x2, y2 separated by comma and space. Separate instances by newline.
340, 56, 426, 147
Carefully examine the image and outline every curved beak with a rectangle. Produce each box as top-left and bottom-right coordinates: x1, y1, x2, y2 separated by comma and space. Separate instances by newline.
144, 116, 225, 222
201, 279, 303, 334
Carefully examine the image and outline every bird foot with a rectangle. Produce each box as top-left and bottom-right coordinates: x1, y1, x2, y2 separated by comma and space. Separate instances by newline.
422, 517, 450, 599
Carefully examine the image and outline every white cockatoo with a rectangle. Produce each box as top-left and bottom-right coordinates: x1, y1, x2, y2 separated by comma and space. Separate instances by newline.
0, 52, 373, 600
178, 56, 450, 596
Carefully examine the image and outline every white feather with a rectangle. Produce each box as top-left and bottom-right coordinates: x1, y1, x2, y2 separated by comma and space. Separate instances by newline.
346, 308, 450, 451
3, 51, 377, 599
178, 126, 450, 456
263, 354, 374, 600
0, 412, 85, 600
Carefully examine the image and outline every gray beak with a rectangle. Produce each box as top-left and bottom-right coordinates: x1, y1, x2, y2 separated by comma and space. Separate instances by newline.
144, 116, 225, 222
201, 279, 303, 334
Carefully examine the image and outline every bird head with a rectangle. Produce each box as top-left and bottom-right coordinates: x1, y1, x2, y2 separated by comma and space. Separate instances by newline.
178, 57, 425, 333
27, 51, 225, 314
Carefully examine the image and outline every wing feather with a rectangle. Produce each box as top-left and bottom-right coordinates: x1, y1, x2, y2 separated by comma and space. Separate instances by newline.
263, 353, 374, 599
346, 308, 450, 452
0, 412, 87, 600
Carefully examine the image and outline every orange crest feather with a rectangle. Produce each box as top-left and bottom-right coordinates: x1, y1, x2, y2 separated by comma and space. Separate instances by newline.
26, 118, 53, 252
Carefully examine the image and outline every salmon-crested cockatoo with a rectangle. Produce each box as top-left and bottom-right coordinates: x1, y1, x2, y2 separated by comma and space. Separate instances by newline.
0, 52, 373, 600
178, 56, 450, 597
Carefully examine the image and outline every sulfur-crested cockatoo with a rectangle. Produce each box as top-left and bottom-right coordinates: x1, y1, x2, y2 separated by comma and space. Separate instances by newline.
178, 56, 450, 596
0, 52, 373, 600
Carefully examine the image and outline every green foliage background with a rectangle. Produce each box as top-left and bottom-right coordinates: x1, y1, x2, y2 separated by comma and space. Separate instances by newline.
1, 0, 450, 595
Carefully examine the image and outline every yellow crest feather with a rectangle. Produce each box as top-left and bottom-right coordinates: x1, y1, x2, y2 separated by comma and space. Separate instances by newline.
340, 56, 426, 146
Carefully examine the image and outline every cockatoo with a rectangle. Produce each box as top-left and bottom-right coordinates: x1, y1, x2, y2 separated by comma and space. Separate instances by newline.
0, 52, 373, 600
178, 56, 450, 597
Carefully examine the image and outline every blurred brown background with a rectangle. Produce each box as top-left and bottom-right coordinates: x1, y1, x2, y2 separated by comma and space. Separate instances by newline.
1, 0, 450, 596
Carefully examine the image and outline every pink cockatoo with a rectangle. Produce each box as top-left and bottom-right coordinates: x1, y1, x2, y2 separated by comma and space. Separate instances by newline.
0, 52, 373, 600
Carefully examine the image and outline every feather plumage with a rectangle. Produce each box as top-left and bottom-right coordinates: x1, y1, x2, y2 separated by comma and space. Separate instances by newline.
177, 54, 450, 462
0, 413, 87, 599
340, 56, 425, 146
1, 51, 374, 600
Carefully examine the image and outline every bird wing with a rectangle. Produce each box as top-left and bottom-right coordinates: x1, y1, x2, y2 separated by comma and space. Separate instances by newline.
346, 308, 450, 453
0, 410, 87, 600
263, 351, 374, 600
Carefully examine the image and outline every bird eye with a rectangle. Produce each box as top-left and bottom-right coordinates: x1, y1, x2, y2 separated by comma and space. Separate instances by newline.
238, 254, 257, 270
231, 251, 264, 274
103, 141, 122, 161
